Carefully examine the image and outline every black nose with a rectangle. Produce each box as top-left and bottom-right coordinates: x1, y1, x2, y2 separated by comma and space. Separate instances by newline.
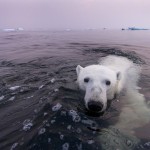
87, 101, 103, 112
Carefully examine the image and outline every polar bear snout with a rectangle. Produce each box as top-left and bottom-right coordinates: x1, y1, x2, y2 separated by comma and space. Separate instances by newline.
87, 101, 103, 112
84, 86, 107, 112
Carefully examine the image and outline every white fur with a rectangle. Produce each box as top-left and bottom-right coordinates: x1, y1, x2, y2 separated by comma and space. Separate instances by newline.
76, 55, 141, 112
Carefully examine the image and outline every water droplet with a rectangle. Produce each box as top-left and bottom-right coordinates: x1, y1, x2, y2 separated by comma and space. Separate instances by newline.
9, 96, 15, 101
67, 125, 72, 130
46, 123, 50, 127
0, 95, 4, 101
48, 138, 51, 143
61, 110, 67, 116
54, 88, 59, 92
62, 143, 69, 150
144, 141, 150, 147
52, 103, 62, 111
60, 134, 64, 140
87, 139, 94, 144
126, 140, 132, 147
23, 119, 33, 131
51, 120, 56, 124
44, 112, 48, 116
9, 86, 20, 91
76, 143, 82, 150
10, 143, 18, 150
39, 85, 44, 89
76, 128, 82, 133
50, 78, 55, 83
68, 110, 81, 122
38, 128, 46, 135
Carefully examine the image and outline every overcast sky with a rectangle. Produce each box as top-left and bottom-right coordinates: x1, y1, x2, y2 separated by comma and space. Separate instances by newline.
0, 0, 149, 30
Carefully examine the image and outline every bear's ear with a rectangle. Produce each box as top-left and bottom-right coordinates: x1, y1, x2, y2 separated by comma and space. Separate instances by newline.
76, 65, 83, 76
116, 71, 121, 81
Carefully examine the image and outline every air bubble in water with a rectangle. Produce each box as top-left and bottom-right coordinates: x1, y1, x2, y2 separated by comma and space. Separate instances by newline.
39, 128, 46, 135
60, 134, 64, 140
39, 85, 44, 89
48, 138, 51, 143
87, 139, 94, 144
54, 88, 59, 92
76, 143, 82, 150
9, 96, 15, 101
67, 125, 72, 130
52, 103, 62, 111
9, 86, 20, 91
68, 109, 81, 122
10, 143, 18, 150
76, 128, 82, 133
51, 120, 56, 124
62, 143, 69, 150
50, 78, 55, 83
0, 95, 4, 101
23, 119, 33, 131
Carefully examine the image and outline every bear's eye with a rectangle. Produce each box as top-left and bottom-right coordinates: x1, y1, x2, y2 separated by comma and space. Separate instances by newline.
105, 80, 111, 86
84, 77, 89, 83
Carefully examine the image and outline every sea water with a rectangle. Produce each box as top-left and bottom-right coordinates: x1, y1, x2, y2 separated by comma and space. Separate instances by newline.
0, 30, 150, 149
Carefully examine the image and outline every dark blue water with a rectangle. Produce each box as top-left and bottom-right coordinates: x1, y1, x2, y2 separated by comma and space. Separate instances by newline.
0, 30, 150, 150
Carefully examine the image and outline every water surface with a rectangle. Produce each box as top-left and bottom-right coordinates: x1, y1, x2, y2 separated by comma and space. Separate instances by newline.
0, 30, 150, 150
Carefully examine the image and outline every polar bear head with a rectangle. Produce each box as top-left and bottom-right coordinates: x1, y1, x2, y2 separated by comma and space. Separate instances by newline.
76, 65, 121, 113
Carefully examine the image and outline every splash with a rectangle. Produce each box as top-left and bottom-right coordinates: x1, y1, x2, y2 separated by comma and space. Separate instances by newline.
114, 87, 150, 133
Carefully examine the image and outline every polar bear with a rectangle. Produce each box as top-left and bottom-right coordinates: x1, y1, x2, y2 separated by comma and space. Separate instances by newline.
76, 55, 141, 113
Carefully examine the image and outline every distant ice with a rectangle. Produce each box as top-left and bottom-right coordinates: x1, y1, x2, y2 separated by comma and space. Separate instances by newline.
3, 28, 16, 32
3, 28, 24, 32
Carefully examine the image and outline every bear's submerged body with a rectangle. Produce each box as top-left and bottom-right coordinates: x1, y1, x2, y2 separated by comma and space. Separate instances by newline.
76, 55, 150, 133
